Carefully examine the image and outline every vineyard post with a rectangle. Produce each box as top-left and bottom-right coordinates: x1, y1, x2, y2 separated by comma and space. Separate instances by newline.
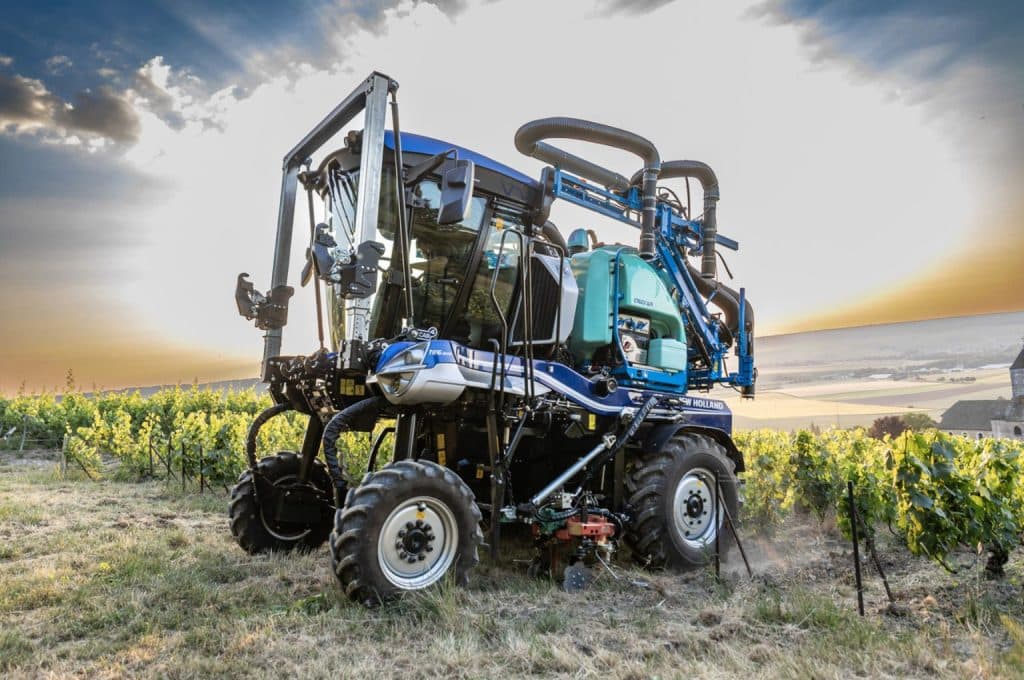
717, 476, 753, 578
714, 468, 720, 579
199, 445, 204, 494
166, 440, 172, 482
181, 442, 187, 491
19, 414, 27, 452
148, 434, 154, 478
60, 433, 68, 480
847, 480, 865, 616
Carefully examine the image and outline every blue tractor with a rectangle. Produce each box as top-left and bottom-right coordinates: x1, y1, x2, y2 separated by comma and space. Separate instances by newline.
233, 72, 756, 602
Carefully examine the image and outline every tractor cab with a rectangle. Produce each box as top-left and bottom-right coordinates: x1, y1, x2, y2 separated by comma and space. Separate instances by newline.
314, 130, 576, 358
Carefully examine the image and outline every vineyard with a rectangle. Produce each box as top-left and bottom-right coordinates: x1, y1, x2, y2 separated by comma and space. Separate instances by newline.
1, 387, 1022, 577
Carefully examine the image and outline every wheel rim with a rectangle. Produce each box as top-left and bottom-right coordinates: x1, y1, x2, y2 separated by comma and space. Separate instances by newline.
671, 466, 721, 550
377, 495, 459, 590
258, 474, 312, 542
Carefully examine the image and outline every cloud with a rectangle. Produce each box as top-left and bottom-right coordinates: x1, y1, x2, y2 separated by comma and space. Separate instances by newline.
45, 54, 72, 74
0, 55, 12, 67
0, 71, 140, 145
0, 73, 57, 128
596, 0, 676, 14
130, 56, 233, 132
55, 86, 140, 143
760, 1, 1024, 172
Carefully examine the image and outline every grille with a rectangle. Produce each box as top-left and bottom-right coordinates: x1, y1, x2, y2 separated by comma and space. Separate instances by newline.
512, 255, 561, 345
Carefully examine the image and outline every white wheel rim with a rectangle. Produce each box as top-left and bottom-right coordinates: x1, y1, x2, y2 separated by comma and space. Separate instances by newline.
671, 467, 721, 549
377, 495, 459, 590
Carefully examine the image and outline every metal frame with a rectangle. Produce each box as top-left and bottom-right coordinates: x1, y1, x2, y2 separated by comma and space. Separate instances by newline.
549, 167, 754, 392
262, 71, 397, 377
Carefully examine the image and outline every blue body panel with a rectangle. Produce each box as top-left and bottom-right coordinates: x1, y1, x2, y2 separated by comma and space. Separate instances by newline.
377, 340, 733, 435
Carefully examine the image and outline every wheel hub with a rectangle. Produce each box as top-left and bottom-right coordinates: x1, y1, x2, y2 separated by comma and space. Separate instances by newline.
378, 497, 458, 590
396, 520, 436, 562
685, 495, 704, 518
672, 467, 719, 549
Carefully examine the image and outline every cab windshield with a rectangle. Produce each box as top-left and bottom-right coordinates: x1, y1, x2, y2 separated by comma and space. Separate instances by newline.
325, 166, 488, 343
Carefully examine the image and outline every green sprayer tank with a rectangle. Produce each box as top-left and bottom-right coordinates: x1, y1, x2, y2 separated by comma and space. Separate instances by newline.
568, 246, 688, 375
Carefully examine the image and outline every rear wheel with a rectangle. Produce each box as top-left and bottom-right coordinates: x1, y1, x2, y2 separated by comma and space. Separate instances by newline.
330, 460, 483, 605
228, 451, 334, 554
624, 433, 738, 568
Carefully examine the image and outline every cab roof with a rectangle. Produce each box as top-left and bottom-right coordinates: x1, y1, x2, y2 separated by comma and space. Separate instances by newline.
384, 130, 540, 191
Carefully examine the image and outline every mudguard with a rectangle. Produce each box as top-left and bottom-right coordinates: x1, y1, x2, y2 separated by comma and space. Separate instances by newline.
639, 423, 745, 473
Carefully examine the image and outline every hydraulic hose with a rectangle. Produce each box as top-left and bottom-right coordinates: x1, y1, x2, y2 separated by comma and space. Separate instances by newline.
246, 403, 292, 469
322, 397, 385, 496
515, 118, 661, 258
628, 161, 754, 350
541, 220, 568, 253
686, 262, 754, 353
632, 160, 719, 278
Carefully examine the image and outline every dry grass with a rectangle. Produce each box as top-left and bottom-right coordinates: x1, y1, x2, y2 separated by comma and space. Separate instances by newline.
1, 455, 1022, 679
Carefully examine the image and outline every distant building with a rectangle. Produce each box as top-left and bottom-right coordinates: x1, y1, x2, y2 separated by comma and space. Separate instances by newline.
939, 344, 1024, 440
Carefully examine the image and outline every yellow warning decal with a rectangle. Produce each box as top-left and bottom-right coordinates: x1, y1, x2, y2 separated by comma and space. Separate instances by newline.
436, 433, 446, 466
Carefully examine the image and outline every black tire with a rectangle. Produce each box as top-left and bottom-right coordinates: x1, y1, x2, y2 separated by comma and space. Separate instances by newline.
330, 460, 483, 605
624, 433, 739, 569
228, 451, 334, 554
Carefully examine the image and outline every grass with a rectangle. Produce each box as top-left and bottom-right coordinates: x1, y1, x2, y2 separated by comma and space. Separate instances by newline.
0, 461, 1022, 678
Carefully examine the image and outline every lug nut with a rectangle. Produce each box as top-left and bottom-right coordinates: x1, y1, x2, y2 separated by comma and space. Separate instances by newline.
418, 554, 426, 561
426, 546, 433, 552
406, 522, 415, 530
417, 502, 426, 511
407, 556, 417, 564
415, 520, 424, 528
395, 542, 403, 551
398, 529, 407, 538
399, 550, 408, 559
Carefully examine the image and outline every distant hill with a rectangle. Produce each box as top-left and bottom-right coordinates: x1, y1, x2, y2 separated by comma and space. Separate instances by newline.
755, 311, 1024, 389
68, 311, 1024, 397
84, 378, 264, 399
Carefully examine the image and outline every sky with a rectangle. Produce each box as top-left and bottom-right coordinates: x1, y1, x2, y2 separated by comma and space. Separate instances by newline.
0, 0, 1021, 392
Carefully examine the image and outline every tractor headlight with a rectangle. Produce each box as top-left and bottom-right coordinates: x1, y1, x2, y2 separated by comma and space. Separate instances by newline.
378, 371, 415, 395
402, 346, 426, 365
374, 343, 428, 397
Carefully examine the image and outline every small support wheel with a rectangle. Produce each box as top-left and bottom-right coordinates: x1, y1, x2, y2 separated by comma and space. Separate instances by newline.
330, 460, 483, 605
228, 451, 334, 554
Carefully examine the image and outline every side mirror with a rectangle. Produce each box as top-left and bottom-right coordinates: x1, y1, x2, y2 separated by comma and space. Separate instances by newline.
235, 273, 294, 330
310, 223, 338, 280
437, 159, 475, 225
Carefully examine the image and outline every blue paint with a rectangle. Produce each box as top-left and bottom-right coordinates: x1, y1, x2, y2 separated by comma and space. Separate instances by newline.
384, 131, 539, 190
376, 340, 733, 435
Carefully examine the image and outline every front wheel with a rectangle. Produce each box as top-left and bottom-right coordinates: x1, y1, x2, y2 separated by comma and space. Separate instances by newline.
330, 460, 483, 605
624, 433, 739, 568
